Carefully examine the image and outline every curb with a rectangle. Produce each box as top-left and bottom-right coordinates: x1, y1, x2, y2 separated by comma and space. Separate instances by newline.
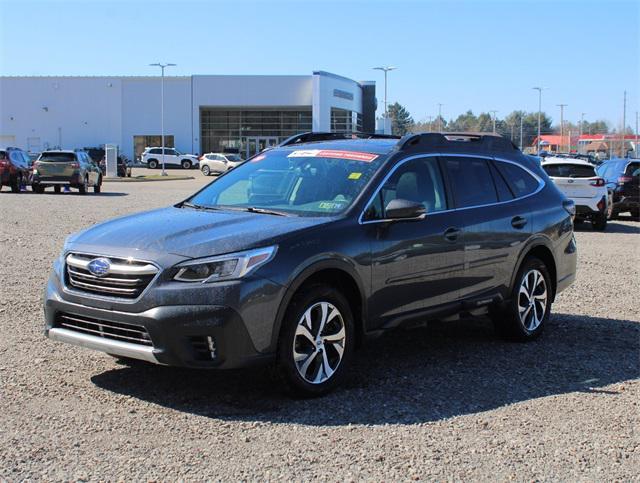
103, 176, 195, 183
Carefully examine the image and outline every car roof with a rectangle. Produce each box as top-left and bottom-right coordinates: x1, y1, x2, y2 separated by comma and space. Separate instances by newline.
277, 138, 400, 155
541, 157, 594, 167
42, 150, 77, 154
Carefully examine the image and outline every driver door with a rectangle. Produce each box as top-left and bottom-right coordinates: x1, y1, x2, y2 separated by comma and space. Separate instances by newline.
363, 156, 465, 324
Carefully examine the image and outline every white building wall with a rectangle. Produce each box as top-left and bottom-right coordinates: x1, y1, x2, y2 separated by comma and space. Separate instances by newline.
312, 71, 364, 132
0, 77, 122, 153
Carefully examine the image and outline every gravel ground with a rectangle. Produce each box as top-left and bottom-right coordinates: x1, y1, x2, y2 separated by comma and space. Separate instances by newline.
1, 171, 638, 481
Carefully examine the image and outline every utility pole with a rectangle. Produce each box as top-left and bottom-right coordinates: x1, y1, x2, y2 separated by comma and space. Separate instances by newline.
373, 66, 397, 134
579, 112, 586, 153
557, 104, 567, 152
519, 114, 524, 150
635, 111, 639, 157
426, 115, 433, 132
490, 110, 498, 133
149, 62, 176, 176
532, 87, 545, 153
437, 103, 444, 131
621, 90, 627, 157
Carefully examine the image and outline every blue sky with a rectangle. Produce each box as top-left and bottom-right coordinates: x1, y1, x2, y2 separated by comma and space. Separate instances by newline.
1, 0, 638, 128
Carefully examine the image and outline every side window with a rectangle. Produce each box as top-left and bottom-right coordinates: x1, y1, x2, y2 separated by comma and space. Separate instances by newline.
444, 157, 498, 208
166, 149, 177, 156
364, 157, 447, 220
488, 161, 514, 202
149, 149, 160, 155
495, 161, 540, 198
10, 151, 23, 166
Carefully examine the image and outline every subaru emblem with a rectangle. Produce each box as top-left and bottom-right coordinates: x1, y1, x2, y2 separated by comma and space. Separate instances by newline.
87, 258, 111, 277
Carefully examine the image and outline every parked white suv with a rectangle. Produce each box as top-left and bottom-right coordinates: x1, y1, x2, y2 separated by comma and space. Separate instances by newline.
141, 147, 199, 170
542, 157, 609, 231
198, 153, 244, 176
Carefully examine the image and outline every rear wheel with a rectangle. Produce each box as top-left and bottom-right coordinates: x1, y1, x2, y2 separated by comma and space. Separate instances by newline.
491, 257, 551, 341
201, 165, 211, 176
181, 159, 192, 170
78, 176, 88, 195
275, 284, 354, 397
94, 177, 102, 193
10, 175, 21, 193
147, 159, 158, 169
54, 185, 61, 194
592, 213, 607, 231
32, 183, 44, 194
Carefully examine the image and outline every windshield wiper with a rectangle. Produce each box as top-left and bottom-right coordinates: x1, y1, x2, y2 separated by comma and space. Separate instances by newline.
244, 206, 288, 217
180, 201, 223, 211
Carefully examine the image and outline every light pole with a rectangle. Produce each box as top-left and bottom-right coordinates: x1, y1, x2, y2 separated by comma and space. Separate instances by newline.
580, 112, 586, 153
150, 62, 176, 176
373, 66, 396, 134
490, 110, 498, 133
557, 104, 567, 152
426, 115, 433, 132
437, 103, 444, 131
532, 87, 545, 153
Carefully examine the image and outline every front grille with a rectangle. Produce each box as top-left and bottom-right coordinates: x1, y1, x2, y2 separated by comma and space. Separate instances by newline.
65, 253, 158, 299
55, 312, 153, 346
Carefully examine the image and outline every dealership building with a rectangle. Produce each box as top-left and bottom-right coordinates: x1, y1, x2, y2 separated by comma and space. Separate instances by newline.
0, 71, 377, 159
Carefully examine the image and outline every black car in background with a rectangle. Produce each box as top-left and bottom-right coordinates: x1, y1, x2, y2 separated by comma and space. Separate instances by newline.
45, 132, 577, 396
0, 147, 32, 192
596, 158, 640, 219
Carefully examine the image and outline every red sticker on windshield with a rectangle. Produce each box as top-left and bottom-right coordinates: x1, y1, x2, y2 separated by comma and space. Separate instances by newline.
288, 149, 378, 162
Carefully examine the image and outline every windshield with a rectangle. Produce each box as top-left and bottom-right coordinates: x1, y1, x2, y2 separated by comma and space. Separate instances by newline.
188, 148, 387, 216
543, 163, 595, 178
39, 152, 76, 162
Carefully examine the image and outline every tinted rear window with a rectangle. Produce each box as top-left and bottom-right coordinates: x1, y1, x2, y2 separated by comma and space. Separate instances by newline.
543, 163, 596, 178
496, 161, 540, 197
39, 152, 76, 162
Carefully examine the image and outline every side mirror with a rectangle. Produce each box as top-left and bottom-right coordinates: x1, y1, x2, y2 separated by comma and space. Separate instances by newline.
385, 199, 426, 220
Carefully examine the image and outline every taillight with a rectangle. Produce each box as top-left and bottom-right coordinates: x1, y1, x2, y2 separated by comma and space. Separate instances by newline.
0, 160, 9, 168
618, 176, 632, 184
589, 177, 605, 187
597, 198, 605, 211
70, 162, 80, 169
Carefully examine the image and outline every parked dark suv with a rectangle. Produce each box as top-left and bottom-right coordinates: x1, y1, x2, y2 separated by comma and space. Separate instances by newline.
596, 158, 640, 219
0, 147, 32, 192
44, 132, 577, 396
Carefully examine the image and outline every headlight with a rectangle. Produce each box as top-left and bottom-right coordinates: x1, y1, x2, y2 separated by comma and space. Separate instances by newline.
173, 246, 277, 283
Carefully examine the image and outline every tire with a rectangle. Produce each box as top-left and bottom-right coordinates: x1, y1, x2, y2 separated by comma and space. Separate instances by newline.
147, 159, 158, 169
631, 209, 640, 221
491, 257, 552, 341
78, 176, 88, 195
591, 213, 607, 231
181, 159, 192, 170
201, 165, 211, 176
10, 175, 21, 193
54, 185, 61, 194
94, 177, 101, 193
275, 284, 355, 397
32, 183, 44, 194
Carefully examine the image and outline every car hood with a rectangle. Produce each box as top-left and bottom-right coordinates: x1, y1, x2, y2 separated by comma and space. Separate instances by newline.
67, 206, 330, 261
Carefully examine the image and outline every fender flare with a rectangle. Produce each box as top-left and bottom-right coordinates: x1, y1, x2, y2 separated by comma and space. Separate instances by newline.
510, 234, 557, 296
268, 256, 367, 352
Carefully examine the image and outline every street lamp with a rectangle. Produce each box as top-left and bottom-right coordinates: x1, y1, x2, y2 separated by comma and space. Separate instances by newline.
557, 104, 567, 152
373, 66, 396, 133
490, 110, 498, 133
149, 62, 176, 176
437, 103, 444, 131
532, 87, 546, 154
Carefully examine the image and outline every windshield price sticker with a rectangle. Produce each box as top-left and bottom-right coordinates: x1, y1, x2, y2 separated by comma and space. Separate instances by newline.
288, 150, 378, 162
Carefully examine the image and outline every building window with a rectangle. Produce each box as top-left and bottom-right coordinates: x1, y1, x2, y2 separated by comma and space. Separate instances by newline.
133, 135, 174, 160
330, 108, 362, 133
200, 108, 312, 157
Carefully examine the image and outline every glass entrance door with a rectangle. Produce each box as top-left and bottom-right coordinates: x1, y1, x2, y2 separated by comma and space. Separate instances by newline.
245, 137, 278, 159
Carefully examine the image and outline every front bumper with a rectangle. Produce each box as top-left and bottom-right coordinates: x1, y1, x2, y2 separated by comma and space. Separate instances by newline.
44, 260, 285, 369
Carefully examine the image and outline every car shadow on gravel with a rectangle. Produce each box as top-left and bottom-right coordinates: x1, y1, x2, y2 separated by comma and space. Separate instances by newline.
574, 222, 639, 234
91, 313, 639, 425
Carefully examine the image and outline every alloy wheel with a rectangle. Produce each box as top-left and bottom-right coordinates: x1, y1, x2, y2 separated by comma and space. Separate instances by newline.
292, 301, 346, 384
518, 269, 547, 331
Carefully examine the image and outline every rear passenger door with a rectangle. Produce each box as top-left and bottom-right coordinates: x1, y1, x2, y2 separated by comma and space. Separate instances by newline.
442, 156, 536, 301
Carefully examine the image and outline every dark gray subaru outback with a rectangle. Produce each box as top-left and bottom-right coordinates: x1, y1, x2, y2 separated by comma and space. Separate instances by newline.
45, 132, 577, 396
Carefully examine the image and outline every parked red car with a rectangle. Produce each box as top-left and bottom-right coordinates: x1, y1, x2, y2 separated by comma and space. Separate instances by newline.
0, 147, 32, 192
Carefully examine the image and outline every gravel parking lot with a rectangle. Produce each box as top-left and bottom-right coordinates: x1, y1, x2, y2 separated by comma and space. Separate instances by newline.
1, 171, 638, 481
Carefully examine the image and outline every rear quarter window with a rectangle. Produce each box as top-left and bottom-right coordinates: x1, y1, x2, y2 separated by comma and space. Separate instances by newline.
496, 161, 540, 198
542, 163, 596, 178
625, 163, 640, 176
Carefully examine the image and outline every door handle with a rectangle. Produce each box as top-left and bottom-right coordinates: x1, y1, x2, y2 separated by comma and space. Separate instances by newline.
444, 227, 461, 242
511, 216, 528, 229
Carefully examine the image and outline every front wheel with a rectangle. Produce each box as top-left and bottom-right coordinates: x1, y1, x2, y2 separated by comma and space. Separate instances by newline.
32, 183, 44, 194
275, 284, 354, 397
94, 177, 102, 193
491, 257, 551, 341
181, 159, 192, 170
592, 213, 607, 231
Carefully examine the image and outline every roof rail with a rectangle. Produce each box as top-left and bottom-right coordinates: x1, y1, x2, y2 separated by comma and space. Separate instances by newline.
397, 132, 519, 153
279, 131, 400, 147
